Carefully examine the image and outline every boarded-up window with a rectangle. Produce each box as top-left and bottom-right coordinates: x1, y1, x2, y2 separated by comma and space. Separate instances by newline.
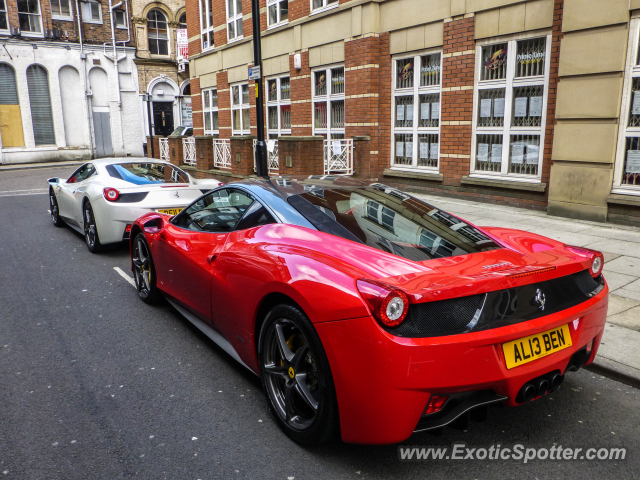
0, 63, 25, 147
27, 65, 56, 145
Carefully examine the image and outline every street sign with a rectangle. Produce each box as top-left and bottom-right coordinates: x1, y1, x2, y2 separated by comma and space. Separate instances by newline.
248, 65, 261, 80
176, 29, 189, 61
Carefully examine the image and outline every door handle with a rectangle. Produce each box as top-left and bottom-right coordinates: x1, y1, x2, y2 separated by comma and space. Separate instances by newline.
207, 254, 217, 264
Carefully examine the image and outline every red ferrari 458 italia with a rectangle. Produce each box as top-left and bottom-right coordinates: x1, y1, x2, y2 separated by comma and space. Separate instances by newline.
129, 176, 608, 445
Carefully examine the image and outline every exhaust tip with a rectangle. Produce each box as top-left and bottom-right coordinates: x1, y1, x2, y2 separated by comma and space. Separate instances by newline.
517, 383, 537, 404
535, 378, 550, 397
550, 373, 563, 392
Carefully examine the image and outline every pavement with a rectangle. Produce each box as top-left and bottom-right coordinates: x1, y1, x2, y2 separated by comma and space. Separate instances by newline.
1, 164, 639, 478
413, 192, 640, 389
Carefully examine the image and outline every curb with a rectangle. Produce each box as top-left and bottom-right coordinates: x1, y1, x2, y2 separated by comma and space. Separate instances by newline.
585, 357, 640, 390
0, 161, 84, 172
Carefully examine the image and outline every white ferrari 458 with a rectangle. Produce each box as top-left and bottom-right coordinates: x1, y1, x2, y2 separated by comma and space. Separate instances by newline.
48, 158, 223, 252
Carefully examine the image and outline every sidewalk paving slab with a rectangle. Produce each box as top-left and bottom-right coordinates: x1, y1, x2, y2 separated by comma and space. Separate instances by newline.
0, 161, 85, 172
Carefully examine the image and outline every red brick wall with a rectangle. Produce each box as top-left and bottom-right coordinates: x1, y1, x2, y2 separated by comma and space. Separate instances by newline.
290, 50, 312, 136
191, 77, 203, 136
377, 32, 392, 178
217, 71, 232, 139
187, 0, 201, 55
289, 0, 310, 22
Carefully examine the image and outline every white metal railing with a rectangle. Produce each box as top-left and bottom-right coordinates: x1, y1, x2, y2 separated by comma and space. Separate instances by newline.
214, 139, 232, 169
159, 137, 169, 161
253, 139, 280, 173
324, 139, 354, 175
183, 137, 196, 166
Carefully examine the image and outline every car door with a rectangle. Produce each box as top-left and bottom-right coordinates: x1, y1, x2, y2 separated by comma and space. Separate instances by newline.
57, 164, 96, 225
154, 188, 255, 324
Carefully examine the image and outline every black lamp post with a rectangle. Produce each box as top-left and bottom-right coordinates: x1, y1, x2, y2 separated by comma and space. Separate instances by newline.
251, 0, 268, 178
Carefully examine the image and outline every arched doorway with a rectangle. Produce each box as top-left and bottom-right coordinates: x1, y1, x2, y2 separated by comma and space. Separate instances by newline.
180, 80, 192, 128
149, 78, 178, 136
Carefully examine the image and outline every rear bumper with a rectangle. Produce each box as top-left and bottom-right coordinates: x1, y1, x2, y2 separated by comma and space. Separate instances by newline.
314, 284, 608, 445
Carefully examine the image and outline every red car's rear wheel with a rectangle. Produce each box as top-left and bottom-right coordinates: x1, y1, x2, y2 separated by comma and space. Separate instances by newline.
259, 304, 339, 445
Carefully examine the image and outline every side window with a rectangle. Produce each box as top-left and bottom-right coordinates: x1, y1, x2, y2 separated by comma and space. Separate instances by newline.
67, 164, 95, 183
173, 188, 254, 232
234, 201, 276, 231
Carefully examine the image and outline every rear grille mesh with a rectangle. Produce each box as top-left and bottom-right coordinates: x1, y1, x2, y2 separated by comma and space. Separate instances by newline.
392, 294, 484, 336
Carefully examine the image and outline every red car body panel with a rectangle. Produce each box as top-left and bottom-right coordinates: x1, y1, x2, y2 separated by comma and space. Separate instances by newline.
131, 207, 608, 445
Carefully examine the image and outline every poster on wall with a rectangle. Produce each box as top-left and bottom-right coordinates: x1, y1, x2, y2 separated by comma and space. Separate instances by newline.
406, 104, 414, 122
406, 141, 413, 158
477, 144, 489, 162
526, 144, 540, 164
396, 141, 404, 157
431, 102, 440, 120
530, 96, 543, 117
421, 103, 430, 120
430, 143, 438, 160
176, 29, 189, 61
491, 144, 503, 163
396, 104, 405, 122
494, 98, 505, 118
181, 98, 192, 127
514, 97, 528, 117
420, 142, 429, 159
511, 144, 525, 164
480, 99, 492, 118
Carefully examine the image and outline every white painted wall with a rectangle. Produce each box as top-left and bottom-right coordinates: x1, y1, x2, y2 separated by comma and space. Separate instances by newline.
0, 41, 144, 165
59, 66, 85, 147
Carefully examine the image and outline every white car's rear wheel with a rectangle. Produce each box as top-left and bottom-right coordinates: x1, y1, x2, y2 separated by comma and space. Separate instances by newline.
83, 201, 103, 253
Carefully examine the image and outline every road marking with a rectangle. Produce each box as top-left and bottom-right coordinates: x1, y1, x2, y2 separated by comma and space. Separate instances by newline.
114, 267, 136, 288
0, 189, 48, 197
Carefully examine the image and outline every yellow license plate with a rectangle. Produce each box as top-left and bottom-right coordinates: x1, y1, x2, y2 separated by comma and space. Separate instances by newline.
158, 208, 182, 216
502, 324, 572, 370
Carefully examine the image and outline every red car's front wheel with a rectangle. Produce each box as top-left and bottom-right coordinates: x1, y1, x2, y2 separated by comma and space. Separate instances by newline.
259, 304, 339, 445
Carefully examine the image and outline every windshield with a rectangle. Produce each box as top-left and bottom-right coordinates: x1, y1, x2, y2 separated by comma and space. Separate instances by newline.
105, 163, 190, 185
288, 184, 500, 261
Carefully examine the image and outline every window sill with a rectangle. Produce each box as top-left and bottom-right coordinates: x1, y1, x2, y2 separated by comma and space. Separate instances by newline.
201, 45, 215, 53
20, 32, 44, 38
52, 15, 73, 21
82, 20, 103, 24
227, 36, 243, 44
310, 3, 339, 16
383, 168, 443, 182
461, 175, 546, 192
267, 20, 289, 31
116, 25, 127, 29
607, 193, 640, 207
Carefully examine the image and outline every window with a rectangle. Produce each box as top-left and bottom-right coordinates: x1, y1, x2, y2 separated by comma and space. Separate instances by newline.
266, 76, 290, 138
18, 0, 43, 34
614, 17, 640, 192
81, 0, 101, 23
0, 63, 24, 147
199, 0, 213, 50
471, 36, 551, 180
391, 52, 442, 171
179, 13, 187, 29
67, 164, 96, 183
26, 65, 55, 145
0, 0, 7, 31
51, 0, 71, 19
202, 88, 219, 135
231, 83, 250, 134
115, 9, 126, 28
226, 0, 242, 42
267, 0, 288, 27
311, 0, 337, 13
105, 163, 189, 184
313, 65, 344, 140
174, 189, 255, 232
147, 10, 168, 55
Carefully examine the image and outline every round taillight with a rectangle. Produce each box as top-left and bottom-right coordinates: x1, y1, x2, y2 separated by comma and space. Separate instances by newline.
379, 290, 409, 327
591, 255, 603, 277
103, 187, 120, 202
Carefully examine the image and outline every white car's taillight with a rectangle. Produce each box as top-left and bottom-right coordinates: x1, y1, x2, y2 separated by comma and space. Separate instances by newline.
103, 187, 120, 202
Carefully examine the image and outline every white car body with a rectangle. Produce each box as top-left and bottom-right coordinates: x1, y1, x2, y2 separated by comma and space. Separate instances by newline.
48, 158, 223, 246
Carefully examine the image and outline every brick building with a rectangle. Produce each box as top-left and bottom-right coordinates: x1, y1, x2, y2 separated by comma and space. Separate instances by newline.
130, 0, 193, 148
160, 0, 640, 227
0, 0, 144, 163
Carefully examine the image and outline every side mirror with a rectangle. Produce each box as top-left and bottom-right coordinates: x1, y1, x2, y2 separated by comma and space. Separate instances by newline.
47, 177, 60, 186
143, 217, 163, 234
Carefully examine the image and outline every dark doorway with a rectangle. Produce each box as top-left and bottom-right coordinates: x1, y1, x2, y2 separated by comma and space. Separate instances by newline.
153, 101, 174, 136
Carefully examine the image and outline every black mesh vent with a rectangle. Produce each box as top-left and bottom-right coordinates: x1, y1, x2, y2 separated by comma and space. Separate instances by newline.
391, 294, 484, 337
115, 192, 149, 203
573, 269, 601, 296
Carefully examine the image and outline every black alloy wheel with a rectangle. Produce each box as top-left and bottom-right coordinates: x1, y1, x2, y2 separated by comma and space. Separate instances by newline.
132, 233, 161, 304
260, 304, 339, 444
49, 189, 64, 227
83, 201, 103, 253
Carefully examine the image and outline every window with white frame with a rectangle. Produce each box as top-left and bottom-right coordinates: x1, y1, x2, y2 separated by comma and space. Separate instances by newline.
471, 35, 551, 180
226, 0, 242, 42
147, 9, 168, 55
313, 65, 344, 140
392, 52, 442, 170
614, 17, 640, 191
0, 0, 9, 30
18, 0, 43, 34
51, 0, 71, 19
311, 0, 337, 13
266, 76, 291, 138
267, 0, 287, 27
179, 13, 187, 29
231, 83, 250, 134
199, 0, 213, 50
81, 0, 101, 23
115, 9, 127, 28
202, 88, 219, 136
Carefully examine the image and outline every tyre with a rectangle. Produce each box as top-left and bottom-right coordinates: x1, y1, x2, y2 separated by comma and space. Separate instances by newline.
132, 233, 162, 304
259, 304, 339, 445
49, 188, 65, 227
83, 201, 103, 253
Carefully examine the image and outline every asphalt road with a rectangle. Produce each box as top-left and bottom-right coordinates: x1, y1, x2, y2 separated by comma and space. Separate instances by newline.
0, 166, 639, 479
